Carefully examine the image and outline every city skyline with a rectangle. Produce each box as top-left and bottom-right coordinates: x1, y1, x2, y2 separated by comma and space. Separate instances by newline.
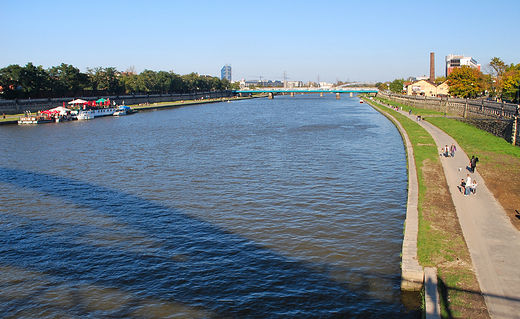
1, 0, 518, 83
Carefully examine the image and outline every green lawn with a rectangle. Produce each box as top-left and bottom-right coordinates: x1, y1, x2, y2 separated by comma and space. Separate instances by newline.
426, 117, 520, 160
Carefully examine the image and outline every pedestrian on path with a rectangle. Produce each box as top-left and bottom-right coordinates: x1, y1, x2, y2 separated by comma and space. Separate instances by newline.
470, 180, 478, 194
442, 145, 449, 157
450, 143, 456, 157
464, 174, 472, 196
470, 156, 479, 173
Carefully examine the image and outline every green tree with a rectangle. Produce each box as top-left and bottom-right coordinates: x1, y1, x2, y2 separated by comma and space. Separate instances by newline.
20, 62, 49, 98
447, 65, 485, 98
435, 76, 447, 84
501, 64, 520, 102
0, 64, 23, 99
181, 72, 199, 93
119, 67, 138, 93
376, 82, 388, 92
488, 57, 507, 100
137, 69, 157, 93
389, 79, 405, 93
155, 71, 172, 93
230, 81, 240, 90
48, 63, 88, 96
86, 67, 122, 94
168, 71, 183, 93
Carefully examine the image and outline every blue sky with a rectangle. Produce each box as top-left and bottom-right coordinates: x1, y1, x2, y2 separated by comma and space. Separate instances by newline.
1, 0, 519, 83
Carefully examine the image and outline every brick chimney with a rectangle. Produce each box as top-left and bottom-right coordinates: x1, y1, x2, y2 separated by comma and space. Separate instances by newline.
430, 52, 435, 83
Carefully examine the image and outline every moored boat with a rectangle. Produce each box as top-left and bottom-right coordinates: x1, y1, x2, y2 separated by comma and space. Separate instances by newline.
77, 111, 94, 120
18, 116, 53, 124
114, 105, 137, 115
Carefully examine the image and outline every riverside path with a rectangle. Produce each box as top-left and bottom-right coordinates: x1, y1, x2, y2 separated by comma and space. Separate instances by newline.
398, 107, 520, 318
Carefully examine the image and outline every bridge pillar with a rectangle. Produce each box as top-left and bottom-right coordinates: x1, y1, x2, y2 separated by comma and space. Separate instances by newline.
320, 93, 323, 97
291, 92, 294, 97
336, 93, 340, 100
350, 92, 353, 97
268, 92, 274, 99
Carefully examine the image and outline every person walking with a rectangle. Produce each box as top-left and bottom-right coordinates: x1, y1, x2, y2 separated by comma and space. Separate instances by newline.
450, 143, 456, 158
442, 145, 449, 157
470, 156, 479, 173
464, 174, 472, 196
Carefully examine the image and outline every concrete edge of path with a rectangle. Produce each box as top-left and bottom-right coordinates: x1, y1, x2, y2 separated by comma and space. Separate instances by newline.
364, 99, 425, 290
425, 267, 441, 318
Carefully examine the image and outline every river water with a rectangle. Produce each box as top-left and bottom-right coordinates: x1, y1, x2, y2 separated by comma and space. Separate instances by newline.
0, 95, 419, 318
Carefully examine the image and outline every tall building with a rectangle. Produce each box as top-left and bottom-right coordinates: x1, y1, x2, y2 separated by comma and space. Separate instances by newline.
221, 64, 232, 82
445, 54, 480, 76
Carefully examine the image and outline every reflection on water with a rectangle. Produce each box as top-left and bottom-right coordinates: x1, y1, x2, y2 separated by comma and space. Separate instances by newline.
0, 95, 419, 317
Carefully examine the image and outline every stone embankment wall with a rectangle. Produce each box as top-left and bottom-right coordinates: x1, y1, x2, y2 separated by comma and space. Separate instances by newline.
458, 118, 519, 146
379, 93, 520, 146
0, 91, 234, 115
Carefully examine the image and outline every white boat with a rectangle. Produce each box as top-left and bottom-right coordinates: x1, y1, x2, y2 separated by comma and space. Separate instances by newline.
18, 116, 53, 124
77, 111, 94, 120
113, 109, 127, 116
90, 108, 117, 117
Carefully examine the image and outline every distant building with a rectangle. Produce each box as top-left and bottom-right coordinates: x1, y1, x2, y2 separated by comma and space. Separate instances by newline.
239, 79, 283, 89
406, 80, 449, 97
221, 64, 232, 81
319, 82, 333, 88
446, 54, 480, 76
286, 81, 304, 88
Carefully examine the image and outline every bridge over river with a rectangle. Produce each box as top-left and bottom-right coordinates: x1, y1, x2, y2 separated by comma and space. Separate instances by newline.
235, 87, 378, 99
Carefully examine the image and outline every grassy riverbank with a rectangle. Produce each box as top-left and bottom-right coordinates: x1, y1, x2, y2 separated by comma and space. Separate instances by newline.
365, 96, 489, 318
377, 96, 520, 231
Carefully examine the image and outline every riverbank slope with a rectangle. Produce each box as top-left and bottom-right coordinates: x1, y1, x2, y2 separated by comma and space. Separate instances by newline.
364, 97, 490, 318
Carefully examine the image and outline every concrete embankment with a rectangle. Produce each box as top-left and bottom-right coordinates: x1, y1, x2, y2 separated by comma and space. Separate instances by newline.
364, 99, 424, 291
364, 98, 442, 319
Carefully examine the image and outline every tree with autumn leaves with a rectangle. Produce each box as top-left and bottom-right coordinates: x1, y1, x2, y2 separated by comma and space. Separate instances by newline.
447, 57, 520, 102
447, 65, 488, 98
487, 57, 520, 102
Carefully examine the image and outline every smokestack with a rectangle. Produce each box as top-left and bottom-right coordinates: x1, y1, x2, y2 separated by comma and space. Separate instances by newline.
430, 52, 435, 83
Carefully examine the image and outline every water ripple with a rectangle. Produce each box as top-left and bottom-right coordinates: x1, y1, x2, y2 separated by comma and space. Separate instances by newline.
0, 95, 418, 317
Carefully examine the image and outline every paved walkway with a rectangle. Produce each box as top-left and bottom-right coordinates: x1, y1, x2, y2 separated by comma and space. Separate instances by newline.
399, 109, 520, 318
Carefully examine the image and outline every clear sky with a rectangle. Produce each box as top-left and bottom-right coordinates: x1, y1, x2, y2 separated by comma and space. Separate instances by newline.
1, 0, 519, 83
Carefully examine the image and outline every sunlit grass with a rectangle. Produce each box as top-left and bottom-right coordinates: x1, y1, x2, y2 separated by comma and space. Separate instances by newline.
375, 97, 446, 116
426, 117, 520, 160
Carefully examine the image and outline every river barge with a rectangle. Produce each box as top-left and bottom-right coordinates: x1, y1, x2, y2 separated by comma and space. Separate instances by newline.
18, 116, 54, 124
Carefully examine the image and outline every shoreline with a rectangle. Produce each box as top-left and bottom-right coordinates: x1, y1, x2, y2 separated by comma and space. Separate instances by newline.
0, 95, 264, 126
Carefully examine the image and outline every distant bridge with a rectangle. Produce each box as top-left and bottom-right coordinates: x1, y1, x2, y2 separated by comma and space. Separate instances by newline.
235, 87, 378, 99
235, 87, 378, 94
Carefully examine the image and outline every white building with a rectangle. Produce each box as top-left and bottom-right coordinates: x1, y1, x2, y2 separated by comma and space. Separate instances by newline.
285, 81, 304, 88
446, 54, 481, 76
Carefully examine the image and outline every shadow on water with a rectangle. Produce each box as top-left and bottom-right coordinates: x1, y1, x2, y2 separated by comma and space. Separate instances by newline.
0, 167, 420, 318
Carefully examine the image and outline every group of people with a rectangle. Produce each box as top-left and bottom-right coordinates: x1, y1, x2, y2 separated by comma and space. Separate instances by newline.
461, 173, 478, 196
459, 155, 480, 196
442, 143, 457, 158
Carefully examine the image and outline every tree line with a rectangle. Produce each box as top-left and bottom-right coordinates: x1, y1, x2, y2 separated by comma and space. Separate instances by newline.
0, 63, 239, 100
376, 57, 520, 102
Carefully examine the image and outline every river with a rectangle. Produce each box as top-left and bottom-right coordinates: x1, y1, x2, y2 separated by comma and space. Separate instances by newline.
0, 94, 419, 317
